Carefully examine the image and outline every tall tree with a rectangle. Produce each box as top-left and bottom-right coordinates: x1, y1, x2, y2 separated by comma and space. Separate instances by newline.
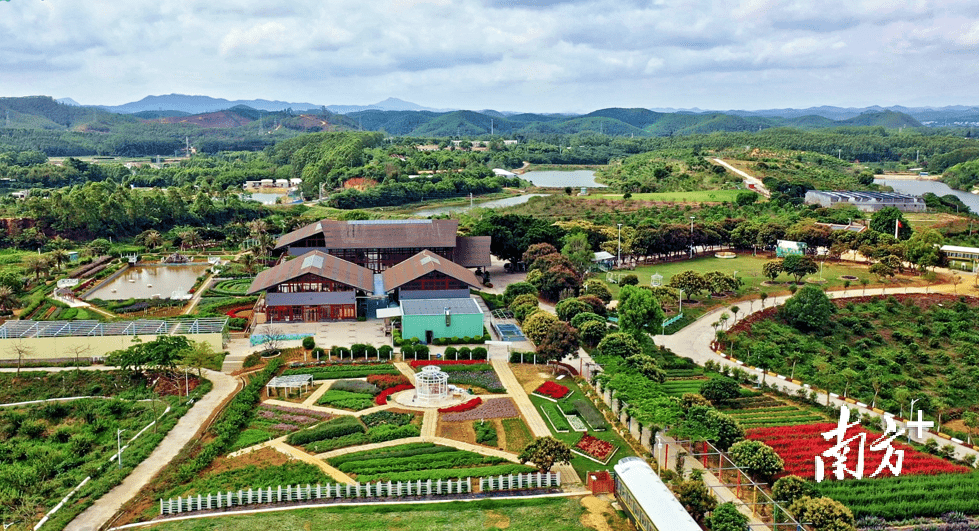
518, 436, 572, 473
617, 285, 665, 337
870, 206, 912, 240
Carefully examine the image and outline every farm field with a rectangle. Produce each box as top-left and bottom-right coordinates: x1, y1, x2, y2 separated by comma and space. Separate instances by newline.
592, 190, 744, 202
719, 395, 830, 429
325, 442, 534, 482
139, 496, 633, 531
816, 471, 979, 520
727, 293, 979, 425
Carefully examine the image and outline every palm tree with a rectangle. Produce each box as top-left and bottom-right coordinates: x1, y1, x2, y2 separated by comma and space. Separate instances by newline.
48, 249, 69, 271
143, 230, 163, 250
240, 253, 257, 275
0, 286, 17, 311
247, 219, 269, 238
23, 255, 50, 282
730, 305, 740, 325
179, 230, 200, 252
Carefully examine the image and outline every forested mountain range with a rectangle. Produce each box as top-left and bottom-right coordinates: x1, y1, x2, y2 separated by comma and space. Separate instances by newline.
1, 95, 976, 158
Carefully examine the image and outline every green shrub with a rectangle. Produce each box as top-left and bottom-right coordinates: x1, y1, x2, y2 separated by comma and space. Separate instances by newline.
378, 345, 394, 358
287, 416, 365, 446
444, 346, 458, 360
329, 380, 381, 396
302, 337, 315, 350
367, 424, 421, 443
472, 347, 488, 359
474, 420, 498, 446
306, 432, 369, 453
316, 390, 375, 411
361, 411, 414, 428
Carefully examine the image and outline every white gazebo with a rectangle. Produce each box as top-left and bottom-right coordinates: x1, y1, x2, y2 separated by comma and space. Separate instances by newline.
265, 374, 313, 398
415, 365, 449, 403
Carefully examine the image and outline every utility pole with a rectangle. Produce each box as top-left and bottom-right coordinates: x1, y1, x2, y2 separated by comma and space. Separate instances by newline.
689, 216, 696, 259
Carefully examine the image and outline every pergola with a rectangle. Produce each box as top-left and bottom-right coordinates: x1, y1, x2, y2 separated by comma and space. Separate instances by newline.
266, 374, 313, 398
415, 365, 448, 403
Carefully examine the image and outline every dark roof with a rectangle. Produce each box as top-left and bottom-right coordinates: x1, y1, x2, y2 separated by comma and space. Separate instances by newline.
266, 292, 356, 306
247, 251, 374, 294
401, 297, 482, 316
381, 250, 482, 291
275, 219, 459, 250
454, 236, 491, 267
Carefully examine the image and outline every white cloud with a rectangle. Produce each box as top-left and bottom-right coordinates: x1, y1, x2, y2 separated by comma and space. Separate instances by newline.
0, 0, 976, 110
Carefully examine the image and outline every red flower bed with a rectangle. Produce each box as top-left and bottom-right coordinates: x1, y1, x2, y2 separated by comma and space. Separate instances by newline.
438, 397, 482, 413
225, 306, 253, 318
534, 381, 570, 399
374, 384, 414, 405
575, 434, 616, 462
409, 360, 486, 369
367, 373, 410, 390
747, 423, 971, 480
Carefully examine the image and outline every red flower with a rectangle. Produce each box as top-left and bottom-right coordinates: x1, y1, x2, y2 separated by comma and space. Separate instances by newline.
438, 397, 483, 413
534, 381, 570, 399
575, 434, 615, 460
375, 384, 414, 405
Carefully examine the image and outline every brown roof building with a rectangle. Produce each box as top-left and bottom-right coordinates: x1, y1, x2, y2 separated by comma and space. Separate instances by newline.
273, 219, 491, 272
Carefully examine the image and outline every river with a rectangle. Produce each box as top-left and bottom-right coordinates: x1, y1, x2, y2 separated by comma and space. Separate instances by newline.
875, 178, 979, 214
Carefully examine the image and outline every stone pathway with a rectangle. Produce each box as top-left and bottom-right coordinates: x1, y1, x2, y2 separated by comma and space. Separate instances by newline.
394, 362, 417, 384
269, 441, 356, 484
66, 369, 240, 531
421, 409, 438, 440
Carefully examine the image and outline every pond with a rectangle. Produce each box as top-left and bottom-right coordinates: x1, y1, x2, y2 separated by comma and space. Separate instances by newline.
85, 263, 212, 301
522, 170, 606, 188
876, 178, 978, 214
412, 194, 549, 217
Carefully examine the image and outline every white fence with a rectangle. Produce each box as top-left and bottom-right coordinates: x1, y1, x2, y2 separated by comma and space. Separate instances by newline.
161, 479, 471, 515
480, 472, 560, 491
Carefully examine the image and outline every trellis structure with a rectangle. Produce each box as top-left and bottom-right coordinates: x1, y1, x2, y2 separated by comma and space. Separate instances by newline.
416, 365, 448, 403
266, 374, 313, 397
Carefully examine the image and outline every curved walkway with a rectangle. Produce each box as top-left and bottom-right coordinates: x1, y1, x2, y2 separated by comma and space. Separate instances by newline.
66, 369, 240, 531
656, 284, 979, 461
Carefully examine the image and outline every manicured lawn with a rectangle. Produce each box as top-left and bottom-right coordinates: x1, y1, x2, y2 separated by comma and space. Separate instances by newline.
524, 377, 638, 480
141, 497, 618, 531
592, 190, 744, 203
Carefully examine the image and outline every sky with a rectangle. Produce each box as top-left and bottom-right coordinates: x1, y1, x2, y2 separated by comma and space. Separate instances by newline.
3, 0, 979, 114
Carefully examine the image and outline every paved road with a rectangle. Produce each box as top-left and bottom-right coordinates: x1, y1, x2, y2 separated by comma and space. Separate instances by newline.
713, 158, 770, 197
656, 285, 979, 461
66, 369, 240, 531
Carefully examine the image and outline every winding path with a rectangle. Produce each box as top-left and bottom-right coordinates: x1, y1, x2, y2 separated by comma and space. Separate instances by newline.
66, 369, 240, 531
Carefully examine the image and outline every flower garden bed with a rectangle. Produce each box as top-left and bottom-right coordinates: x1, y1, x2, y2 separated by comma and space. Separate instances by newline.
572, 434, 618, 465
439, 397, 482, 413
747, 423, 971, 480
441, 398, 520, 422
375, 384, 414, 405
533, 381, 571, 401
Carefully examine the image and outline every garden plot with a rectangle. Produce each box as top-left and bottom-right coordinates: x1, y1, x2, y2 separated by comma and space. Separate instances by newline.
719, 395, 828, 428
325, 442, 534, 483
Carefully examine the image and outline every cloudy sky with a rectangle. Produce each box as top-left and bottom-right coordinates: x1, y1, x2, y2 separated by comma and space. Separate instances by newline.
3, 0, 978, 113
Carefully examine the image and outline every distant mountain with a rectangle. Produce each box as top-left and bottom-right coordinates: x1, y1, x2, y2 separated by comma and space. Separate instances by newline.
840, 110, 922, 128
56, 97, 82, 107
720, 105, 979, 124
327, 97, 446, 114
98, 94, 323, 114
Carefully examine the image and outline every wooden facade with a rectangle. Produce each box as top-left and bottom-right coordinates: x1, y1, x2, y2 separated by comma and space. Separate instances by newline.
267, 303, 355, 322
400, 271, 469, 292
328, 247, 455, 273
270, 273, 355, 294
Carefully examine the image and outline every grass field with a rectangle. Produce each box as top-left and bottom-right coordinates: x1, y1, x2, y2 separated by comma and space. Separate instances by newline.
592, 190, 744, 202
141, 496, 625, 531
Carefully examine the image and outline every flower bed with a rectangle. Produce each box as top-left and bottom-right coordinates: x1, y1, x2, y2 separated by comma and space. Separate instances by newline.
446, 369, 505, 393
573, 434, 618, 464
747, 423, 971, 480
409, 359, 486, 369
375, 384, 414, 405
441, 398, 520, 422
533, 381, 570, 400
439, 397, 482, 413
367, 374, 411, 390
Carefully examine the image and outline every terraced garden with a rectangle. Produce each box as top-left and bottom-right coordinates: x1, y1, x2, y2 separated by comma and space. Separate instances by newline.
719, 395, 829, 429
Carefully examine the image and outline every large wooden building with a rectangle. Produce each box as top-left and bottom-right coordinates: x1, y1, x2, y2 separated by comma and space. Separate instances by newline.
250, 221, 491, 324
247, 251, 375, 322
273, 219, 491, 272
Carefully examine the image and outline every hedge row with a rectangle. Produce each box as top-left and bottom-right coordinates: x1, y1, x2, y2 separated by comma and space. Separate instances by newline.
327, 443, 450, 467
286, 416, 364, 446
356, 464, 536, 483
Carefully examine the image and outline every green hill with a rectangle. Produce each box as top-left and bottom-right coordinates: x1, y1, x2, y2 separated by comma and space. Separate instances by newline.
840, 110, 921, 128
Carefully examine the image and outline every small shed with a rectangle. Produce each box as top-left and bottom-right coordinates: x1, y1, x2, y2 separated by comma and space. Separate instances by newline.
400, 298, 483, 344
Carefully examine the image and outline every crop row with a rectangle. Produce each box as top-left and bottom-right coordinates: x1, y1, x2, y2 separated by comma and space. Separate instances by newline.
282, 365, 398, 379
286, 416, 364, 446
328, 443, 453, 466
817, 472, 979, 520
333, 450, 503, 474
355, 463, 536, 483
541, 402, 570, 432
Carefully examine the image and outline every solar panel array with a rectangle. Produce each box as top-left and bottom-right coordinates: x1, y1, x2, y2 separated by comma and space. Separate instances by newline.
0, 318, 228, 339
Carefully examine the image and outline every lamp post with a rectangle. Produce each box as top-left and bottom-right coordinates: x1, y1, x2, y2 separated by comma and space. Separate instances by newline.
656, 434, 663, 474
909, 398, 920, 442
117, 429, 124, 469
689, 216, 696, 259
617, 223, 622, 268
678, 288, 683, 315
185, 368, 189, 397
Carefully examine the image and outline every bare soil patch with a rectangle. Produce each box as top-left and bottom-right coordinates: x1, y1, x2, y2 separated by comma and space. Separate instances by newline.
580, 495, 633, 531
437, 419, 477, 444
206, 447, 290, 476
508, 363, 548, 394
484, 509, 511, 529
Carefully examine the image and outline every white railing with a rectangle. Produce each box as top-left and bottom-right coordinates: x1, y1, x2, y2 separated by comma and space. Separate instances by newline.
480, 472, 560, 491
